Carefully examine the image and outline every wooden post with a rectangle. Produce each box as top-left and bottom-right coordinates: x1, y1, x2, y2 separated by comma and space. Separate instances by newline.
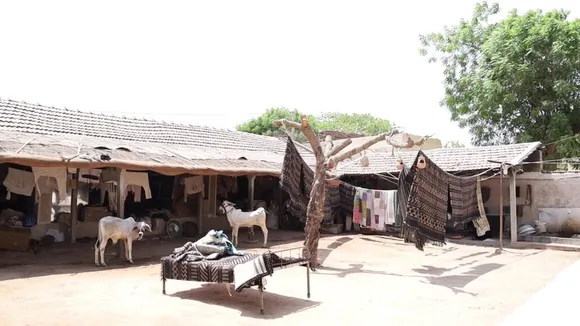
499, 163, 504, 252
510, 169, 517, 243
197, 190, 203, 235
70, 169, 80, 244
115, 168, 126, 259
248, 175, 256, 241
209, 176, 217, 216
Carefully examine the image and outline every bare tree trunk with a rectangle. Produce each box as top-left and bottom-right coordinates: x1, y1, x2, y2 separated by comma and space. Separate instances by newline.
303, 167, 326, 265
273, 117, 428, 268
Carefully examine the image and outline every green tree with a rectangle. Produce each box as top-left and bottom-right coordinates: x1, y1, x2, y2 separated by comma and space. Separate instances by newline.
419, 1, 580, 157
444, 140, 466, 148
236, 108, 318, 142
316, 112, 393, 135
237, 109, 393, 139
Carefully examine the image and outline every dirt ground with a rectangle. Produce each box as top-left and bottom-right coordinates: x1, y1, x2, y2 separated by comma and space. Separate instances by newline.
0, 230, 578, 326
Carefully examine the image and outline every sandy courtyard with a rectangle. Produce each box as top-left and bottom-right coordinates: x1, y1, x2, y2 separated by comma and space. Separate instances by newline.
1, 231, 578, 326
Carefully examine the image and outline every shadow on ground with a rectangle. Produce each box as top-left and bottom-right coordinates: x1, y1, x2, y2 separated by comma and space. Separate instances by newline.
169, 283, 320, 319
0, 230, 307, 281
317, 236, 353, 265
316, 236, 542, 296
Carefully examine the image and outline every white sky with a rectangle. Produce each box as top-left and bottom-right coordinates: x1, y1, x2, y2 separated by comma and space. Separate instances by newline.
0, 0, 578, 146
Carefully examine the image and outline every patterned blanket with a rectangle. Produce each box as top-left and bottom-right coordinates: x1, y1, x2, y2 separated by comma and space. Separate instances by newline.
403, 151, 448, 250
449, 174, 480, 224
234, 252, 274, 292
339, 182, 356, 217
161, 253, 261, 283
279, 137, 339, 225
396, 165, 412, 229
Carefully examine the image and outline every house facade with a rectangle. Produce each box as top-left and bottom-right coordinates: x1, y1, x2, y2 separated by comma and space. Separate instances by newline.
0, 98, 314, 249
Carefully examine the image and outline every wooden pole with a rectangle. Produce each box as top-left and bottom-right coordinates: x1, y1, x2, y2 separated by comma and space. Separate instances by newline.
509, 169, 518, 243
115, 168, 126, 259
488, 160, 513, 254
499, 163, 504, 252
197, 188, 203, 235
70, 169, 80, 244
248, 175, 256, 241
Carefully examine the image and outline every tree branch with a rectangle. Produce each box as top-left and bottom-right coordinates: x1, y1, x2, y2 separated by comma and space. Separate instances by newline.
272, 119, 302, 130
326, 138, 352, 158
326, 130, 400, 168
323, 135, 333, 157
273, 117, 325, 162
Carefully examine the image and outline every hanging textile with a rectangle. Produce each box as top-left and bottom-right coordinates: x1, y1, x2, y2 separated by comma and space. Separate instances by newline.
279, 137, 339, 224
123, 171, 152, 202
100, 168, 121, 210
3, 168, 35, 199
339, 182, 356, 218
396, 165, 412, 229
183, 176, 204, 202
385, 190, 397, 225
449, 174, 480, 224
31, 167, 68, 202
353, 187, 362, 224
371, 190, 385, 231
326, 185, 341, 224
473, 177, 491, 236
403, 151, 448, 250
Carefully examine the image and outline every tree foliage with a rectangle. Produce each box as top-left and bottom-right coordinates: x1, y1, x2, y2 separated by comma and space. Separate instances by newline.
236, 108, 317, 137
236, 108, 393, 140
420, 1, 580, 157
316, 112, 393, 135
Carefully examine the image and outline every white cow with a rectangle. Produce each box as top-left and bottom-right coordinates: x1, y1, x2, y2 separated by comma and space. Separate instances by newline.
218, 200, 268, 248
94, 216, 152, 266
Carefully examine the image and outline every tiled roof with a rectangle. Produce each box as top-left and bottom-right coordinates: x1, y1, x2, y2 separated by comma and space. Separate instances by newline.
0, 98, 315, 159
0, 98, 317, 173
0, 131, 282, 175
336, 142, 542, 175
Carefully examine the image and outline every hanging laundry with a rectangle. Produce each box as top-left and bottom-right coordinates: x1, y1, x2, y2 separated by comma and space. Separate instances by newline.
371, 190, 385, 231
360, 189, 370, 226
385, 190, 397, 225
183, 176, 204, 202
123, 171, 152, 202
3, 168, 35, 199
102, 182, 118, 211
339, 182, 356, 218
353, 188, 362, 224
473, 177, 491, 236
127, 185, 142, 202
100, 168, 120, 184
396, 165, 412, 228
32, 167, 68, 202
403, 151, 448, 251
100, 168, 121, 208
279, 137, 340, 224
449, 174, 480, 224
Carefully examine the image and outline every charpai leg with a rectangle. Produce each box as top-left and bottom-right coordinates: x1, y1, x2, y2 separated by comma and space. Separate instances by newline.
258, 278, 265, 315
162, 277, 166, 295
306, 260, 311, 298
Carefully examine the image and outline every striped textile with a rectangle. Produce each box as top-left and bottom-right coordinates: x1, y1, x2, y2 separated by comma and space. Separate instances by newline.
234, 252, 274, 292
161, 253, 261, 283
403, 151, 448, 250
279, 137, 342, 224
449, 174, 480, 224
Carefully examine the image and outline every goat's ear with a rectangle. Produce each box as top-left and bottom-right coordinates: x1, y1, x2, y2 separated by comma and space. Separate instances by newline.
132, 226, 139, 232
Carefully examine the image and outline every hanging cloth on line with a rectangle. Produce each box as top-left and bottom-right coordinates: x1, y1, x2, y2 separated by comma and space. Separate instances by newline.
3, 168, 35, 200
